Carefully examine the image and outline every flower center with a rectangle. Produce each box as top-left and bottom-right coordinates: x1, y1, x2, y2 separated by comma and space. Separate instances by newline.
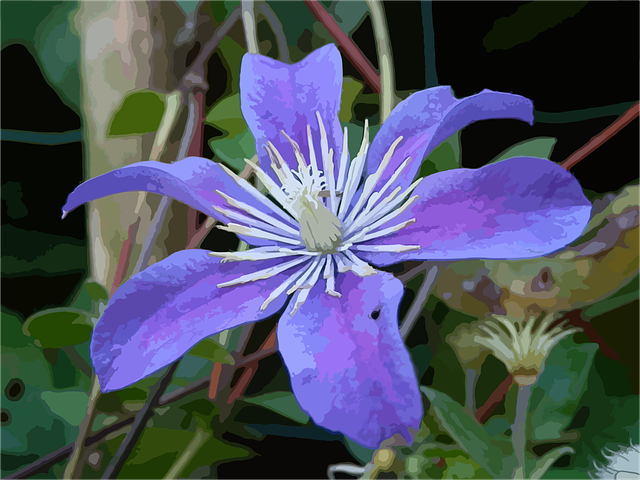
294, 191, 343, 253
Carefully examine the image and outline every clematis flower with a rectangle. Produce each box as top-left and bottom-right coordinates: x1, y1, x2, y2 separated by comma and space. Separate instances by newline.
62, 44, 592, 448
473, 313, 581, 384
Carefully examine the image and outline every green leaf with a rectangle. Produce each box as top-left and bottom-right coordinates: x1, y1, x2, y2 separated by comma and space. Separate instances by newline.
23, 308, 94, 348
528, 338, 598, 442
243, 392, 310, 424
107, 90, 165, 137
489, 137, 557, 164
40, 391, 89, 427
529, 446, 575, 480
419, 132, 461, 176
209, 127, 255, 172
421, 386, 515, 478
187, 338, 234, 365
84, 282, 109, 302
205, 93, 247, 136
339, 77, 365, 123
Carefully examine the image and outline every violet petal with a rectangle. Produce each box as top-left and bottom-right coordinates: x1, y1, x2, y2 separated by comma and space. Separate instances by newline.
358, 157, 592, 266
62, 156, 297, 246
240, 44, 343, 180
91, 250, 301, 391
277, 271, 423, 448
364, 87, 534, 194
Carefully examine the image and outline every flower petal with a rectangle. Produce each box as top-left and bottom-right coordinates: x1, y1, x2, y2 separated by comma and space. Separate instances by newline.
91, 250, 303, 391
62, 156, 297, 246
277, 271, 422, 448
365, 87, 534, 193
240, 44, 343, 180
357, 157, 592, 266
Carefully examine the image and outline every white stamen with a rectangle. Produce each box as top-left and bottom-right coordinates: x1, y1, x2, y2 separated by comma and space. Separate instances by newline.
350, 244, 420, 253
213, 190, 299, 236
217, 223, 302, 246
347, 178, 422, 236
306, 124, 320, 176
260, 264, 312, 311
219, 163, 298, 225
355, 218, 416, 243
280, 130, 308, 174
289, 287, 312, 314
208, 247, 318, 262
286, 256, 323, 294
334, 253, 349, 273
344, 136, 403, 226
336, 126, 349, 194
348, 195, 419, 240
264, 142, 293, 186
212, 205, 299, 239
356, 156, 411, 222
342, 250, 377, 277
217, 256, 311, 288
337, 145, 369, 220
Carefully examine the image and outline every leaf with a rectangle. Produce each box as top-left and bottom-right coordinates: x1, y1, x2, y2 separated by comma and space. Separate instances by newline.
187, 338, 234, 365
489, 137, 557, 164
419, 132, 461, 176
421, 386, 515, 478
339, 77, 365, 123
244, 392, 310, 424
40, 391, 89, 427
107, 89, 165, 137
528, 338, 598, 442
205, 93, 247, 136
529, 446, 575, 480
23, 308, 94, 348
84, 282, 109, 302
209, 127, 255, 172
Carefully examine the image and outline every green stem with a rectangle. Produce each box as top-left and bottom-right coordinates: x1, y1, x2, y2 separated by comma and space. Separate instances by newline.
366, 0, 397, 121
63, 375, 101, 479
512, 379, 534, 479
241, 1, 259, 54
163, 428, 210, 479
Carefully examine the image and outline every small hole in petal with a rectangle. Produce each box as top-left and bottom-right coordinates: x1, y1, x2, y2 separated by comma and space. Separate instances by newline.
370, 308, 381, 320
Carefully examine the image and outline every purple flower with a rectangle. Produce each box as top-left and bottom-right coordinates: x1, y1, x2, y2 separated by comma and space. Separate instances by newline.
62, 44, 591, 448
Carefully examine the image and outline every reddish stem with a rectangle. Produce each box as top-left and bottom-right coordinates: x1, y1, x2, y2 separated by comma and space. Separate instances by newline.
564, 310, 619, 360
304, 0, 381, 93
110, 217, 141, 295
476, 374, 513, 424
560, 101, 639, 171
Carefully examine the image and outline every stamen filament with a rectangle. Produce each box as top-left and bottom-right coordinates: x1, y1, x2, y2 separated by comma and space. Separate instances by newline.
214, 190, 299, 236
212, 205, 299, 239
344, 136, 403, 226
336, 126, 349, 194
264, 142, 293, 186
337, 146, 369, 220
260, 264, 313, 311
219, 164, 298, 226
343, 250, 378, 276
280, 130, 309, 174
217, 256, 311, 288
350, 244, 420, 253
355, 218, 417, 243
306, 124, 320, 176
218, 223, 302, 246
209, 247, 317, 262
286, 256, 323, 294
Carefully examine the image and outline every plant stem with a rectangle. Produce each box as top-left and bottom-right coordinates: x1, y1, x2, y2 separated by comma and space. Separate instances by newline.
400, 265, 439, 339
421, 1, 438, 88
101, 362, 180, 479
304, 0, 381, 92
464, 367, 479, 414
560, 101, 639, 171
258, 2, 289, 62
476, 374, 513, 423
242, 0, 259, 54
163, 427, 210, 479
512, 379, 534, 479
366, 0, 397, 121
63, 374, 101, 479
